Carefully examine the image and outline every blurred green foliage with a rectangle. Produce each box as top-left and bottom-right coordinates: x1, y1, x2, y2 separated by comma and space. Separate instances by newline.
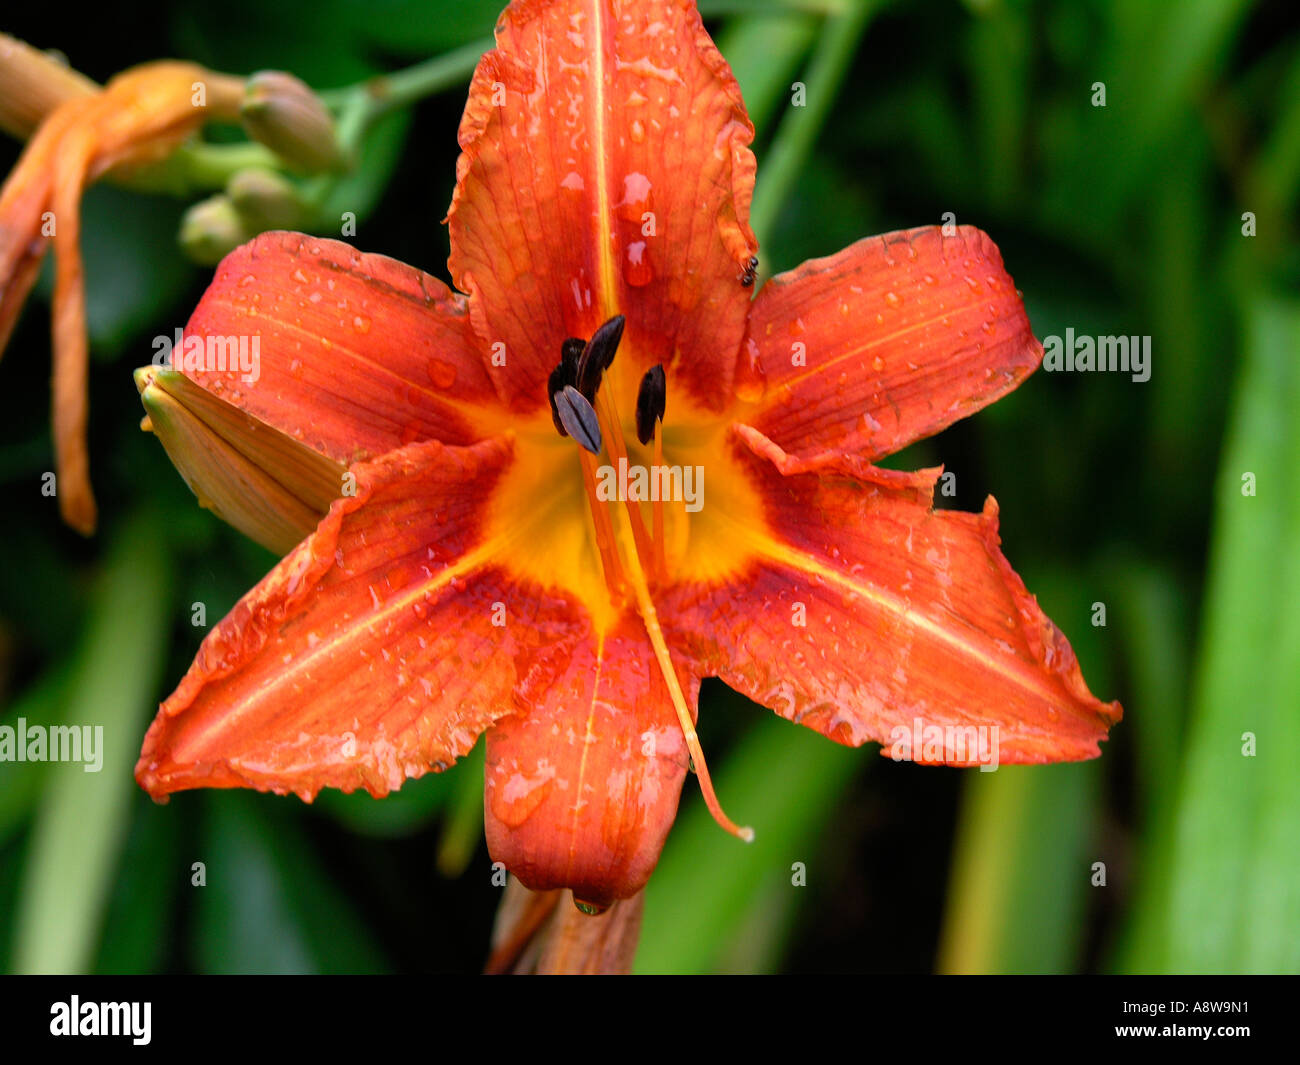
0, 0, 1296, 973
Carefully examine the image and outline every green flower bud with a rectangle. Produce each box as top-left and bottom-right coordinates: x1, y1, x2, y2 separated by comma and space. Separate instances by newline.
240, 71, 348, 174
178, 194, 251, 266
226, 167, 308, 231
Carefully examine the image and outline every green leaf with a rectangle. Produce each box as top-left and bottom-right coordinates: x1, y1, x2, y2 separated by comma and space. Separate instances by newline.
340, 0, 502, 55
93, 797, 183, 974
636, 698, 859, 974
195, 792, 388, 973
936, 567, 1112, 974
1152, 296, 1300, 973
0, 667, 73, 850
749, 0, 878, 249
314, 763, 452, 838
10, 514, 172, 974
938, 763, 1099, 973
715, 14, 819, 139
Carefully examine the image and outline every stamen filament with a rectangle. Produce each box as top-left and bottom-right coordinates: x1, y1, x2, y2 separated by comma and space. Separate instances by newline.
594, 388, 655, 576
609, 499, 753, 844
652, 427, 666, 584
578, 450, 626, 597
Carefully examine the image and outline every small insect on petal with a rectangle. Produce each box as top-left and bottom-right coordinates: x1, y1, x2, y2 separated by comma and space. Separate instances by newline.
555, 385, 603, 455
635, 364, 666, 445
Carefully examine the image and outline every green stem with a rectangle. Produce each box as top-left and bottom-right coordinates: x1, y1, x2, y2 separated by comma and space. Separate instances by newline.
698, 0, 851, 15
748, 0, 875, 250
114, 141, 281, 196
323, 39, 492, 123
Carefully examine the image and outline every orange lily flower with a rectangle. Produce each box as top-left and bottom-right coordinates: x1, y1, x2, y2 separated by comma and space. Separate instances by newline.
135, 0, 1121, 909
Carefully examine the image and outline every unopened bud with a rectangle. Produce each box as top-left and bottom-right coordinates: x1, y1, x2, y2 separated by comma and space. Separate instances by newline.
226, 167, 308, 231
134, 366, 343, 554
241, 71, 347, 174
178, 194, 251, 265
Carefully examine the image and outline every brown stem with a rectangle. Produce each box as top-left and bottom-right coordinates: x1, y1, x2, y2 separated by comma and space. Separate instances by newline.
486, 878, 644, 974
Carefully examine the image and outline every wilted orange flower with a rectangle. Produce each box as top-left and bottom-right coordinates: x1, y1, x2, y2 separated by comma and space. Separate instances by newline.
0, 46, 245, 533
134, 0, 1120, 909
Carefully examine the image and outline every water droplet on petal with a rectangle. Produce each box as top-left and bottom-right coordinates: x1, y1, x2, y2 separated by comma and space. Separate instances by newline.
352, 314, 371, 334
573, 898, 609, 916
623, 241, 653, 287
734, 340, 767, 403
427, 359, 457, 388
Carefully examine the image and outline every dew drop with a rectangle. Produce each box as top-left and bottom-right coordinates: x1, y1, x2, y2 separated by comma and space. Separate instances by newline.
629, 119, 646, 143
623, 241, 653, 287
427, 358, 457, 388
352, 314, 371, 334
573, 899, 609, 916
884, 291, 902, 309
733, 342, 767, 403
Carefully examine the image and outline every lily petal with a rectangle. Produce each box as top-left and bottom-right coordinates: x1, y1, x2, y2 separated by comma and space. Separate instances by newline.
136, 437, 528, 799
485, 612, 691, 907
663, 425, 1121, 763
737, 225, 1042, 461
447, 0, 758, 412
175, 231, 504, 465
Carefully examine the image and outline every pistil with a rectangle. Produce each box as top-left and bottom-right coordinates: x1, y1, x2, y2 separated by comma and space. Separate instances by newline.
550, 320, 752, 846
609, 497, 754, 844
